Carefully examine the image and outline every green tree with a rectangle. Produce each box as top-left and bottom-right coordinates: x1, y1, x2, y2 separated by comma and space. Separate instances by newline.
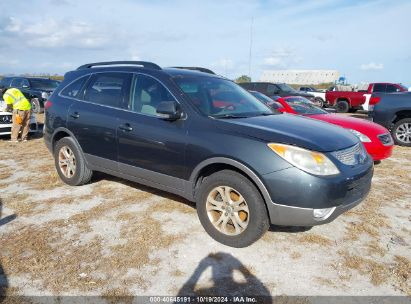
235, 75, 251, 83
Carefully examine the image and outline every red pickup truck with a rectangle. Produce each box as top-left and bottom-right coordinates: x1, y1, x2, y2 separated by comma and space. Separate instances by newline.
325, 83, 408, 113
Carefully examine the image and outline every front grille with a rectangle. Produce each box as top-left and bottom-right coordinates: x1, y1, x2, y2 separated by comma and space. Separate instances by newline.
332, 143, 367, 166
378, 133, 393, 146
0, 127, 11, 133
0, 115, 12, 124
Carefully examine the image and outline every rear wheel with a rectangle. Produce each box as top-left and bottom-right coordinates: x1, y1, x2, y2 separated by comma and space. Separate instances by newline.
392, 118, 411, 147
54, 137, 93, 185
314, 97, 324, 108
196, 170, 269, 247
336, 100, 349, 113
31, 98, 43, 114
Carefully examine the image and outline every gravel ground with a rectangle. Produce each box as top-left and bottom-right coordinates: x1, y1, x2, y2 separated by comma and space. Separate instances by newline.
0, 118, 410, 298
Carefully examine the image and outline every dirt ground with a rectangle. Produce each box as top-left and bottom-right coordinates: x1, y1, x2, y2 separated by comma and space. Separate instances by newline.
0, 115, 410, 298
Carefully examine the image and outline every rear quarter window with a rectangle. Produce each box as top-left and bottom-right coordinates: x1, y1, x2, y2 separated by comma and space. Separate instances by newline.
61, 75, 90, 98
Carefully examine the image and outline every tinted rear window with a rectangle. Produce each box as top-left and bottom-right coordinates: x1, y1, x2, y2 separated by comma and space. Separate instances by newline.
29, 79, 60, 89
61, 76, 89, 98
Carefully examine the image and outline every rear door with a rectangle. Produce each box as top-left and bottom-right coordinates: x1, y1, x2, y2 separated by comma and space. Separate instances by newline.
67, 72, 132, 171
117, 73, 186, 191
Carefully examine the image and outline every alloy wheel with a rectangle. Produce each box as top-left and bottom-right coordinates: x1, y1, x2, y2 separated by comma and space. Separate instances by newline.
396, 123, 411, 144
206, 186, 249, 236
58, 146, 76, 178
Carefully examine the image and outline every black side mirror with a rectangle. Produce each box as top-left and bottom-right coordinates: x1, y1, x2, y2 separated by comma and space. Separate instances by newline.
156, 101, 182, 120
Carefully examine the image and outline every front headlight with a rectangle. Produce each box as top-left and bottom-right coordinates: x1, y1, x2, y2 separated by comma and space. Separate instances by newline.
348, 129, 371, 143
268, 143, 340, 176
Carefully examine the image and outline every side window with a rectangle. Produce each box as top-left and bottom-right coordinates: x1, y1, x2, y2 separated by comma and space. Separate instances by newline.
61, 76, 89, 98
386, 85, 399, 93
373, 84, 386, 92
255, 83, 268, 93
129, 74, 175, 116
267, 84, 279, 95
83, 73, 131, 107
10, 78, 23, 88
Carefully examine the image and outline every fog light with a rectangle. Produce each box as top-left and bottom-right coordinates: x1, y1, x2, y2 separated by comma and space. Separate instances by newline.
313, 207, 335, 220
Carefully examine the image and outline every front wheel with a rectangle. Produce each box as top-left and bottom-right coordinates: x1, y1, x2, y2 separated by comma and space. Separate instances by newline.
54, 137, 93, 185
392, 118, 411, 146
196, 170, 269, 247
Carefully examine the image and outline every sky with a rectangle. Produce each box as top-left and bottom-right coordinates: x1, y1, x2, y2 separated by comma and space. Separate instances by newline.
0, 0, 409, 85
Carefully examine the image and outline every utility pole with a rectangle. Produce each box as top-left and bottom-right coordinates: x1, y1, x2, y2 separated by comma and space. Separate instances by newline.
248, 17, 254, 80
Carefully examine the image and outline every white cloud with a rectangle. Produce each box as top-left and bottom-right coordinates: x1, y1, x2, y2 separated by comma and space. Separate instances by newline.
2, 17, 108, 49
4, 17, 21, 32
360, 62, 384, 71
0, 55, 19, 65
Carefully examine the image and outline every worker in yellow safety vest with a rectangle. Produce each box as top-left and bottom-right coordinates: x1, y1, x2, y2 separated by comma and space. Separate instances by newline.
3, 87, 32, 143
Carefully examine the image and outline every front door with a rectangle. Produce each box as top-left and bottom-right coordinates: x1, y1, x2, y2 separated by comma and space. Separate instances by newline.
117, 73, 186, 191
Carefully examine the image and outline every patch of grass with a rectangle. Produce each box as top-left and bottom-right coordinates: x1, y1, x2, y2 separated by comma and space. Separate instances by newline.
340, 251, 390, 286
172, 269, 185, 277
366, 240, 387, 257
298, 233, 332, 246
290, 252, 302, 260
344, 221, 380, 241
0, 170, 13, 180
393, 255, 411, 295
314, 277, 336, 288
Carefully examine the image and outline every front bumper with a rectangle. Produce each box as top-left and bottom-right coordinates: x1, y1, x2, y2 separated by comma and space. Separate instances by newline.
262, 159, 373, 226
0, 123, 39, 135
365, 143, 393, 161
267, 196, 364, 226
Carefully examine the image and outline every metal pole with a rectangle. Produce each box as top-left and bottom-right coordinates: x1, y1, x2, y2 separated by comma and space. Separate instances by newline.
248, 17, 253, 80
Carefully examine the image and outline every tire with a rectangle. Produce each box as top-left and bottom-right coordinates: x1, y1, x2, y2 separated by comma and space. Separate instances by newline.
314, 97, 324, 108
391, 118, 411, 147
336, 100, 349, 113
54, 137, 93, 186
31, 98, 43, 114
196, 170, 269, 247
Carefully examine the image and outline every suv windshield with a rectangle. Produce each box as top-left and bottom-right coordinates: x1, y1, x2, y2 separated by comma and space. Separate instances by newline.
174, 76, 274, 118
277, 83, 296, 93
285, 97, 328, 115
29, 79, 60, 90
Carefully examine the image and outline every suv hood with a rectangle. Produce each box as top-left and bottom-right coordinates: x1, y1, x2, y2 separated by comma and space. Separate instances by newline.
214, 114, 359, 152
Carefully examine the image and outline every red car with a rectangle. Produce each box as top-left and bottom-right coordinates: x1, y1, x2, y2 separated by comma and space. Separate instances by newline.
250, 92, 394, 161
325, 82, 408, 113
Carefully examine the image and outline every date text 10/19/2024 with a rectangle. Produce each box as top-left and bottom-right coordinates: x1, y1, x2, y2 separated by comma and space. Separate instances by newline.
149, 296, 258, 303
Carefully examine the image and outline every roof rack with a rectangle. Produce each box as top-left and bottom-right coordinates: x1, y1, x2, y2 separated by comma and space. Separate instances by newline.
171, 67, 215, 75
77, 61, 161, 70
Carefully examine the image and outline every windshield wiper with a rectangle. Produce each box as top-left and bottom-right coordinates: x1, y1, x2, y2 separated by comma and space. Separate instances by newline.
259, 112, 277, 116
213, 114, 250, 119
